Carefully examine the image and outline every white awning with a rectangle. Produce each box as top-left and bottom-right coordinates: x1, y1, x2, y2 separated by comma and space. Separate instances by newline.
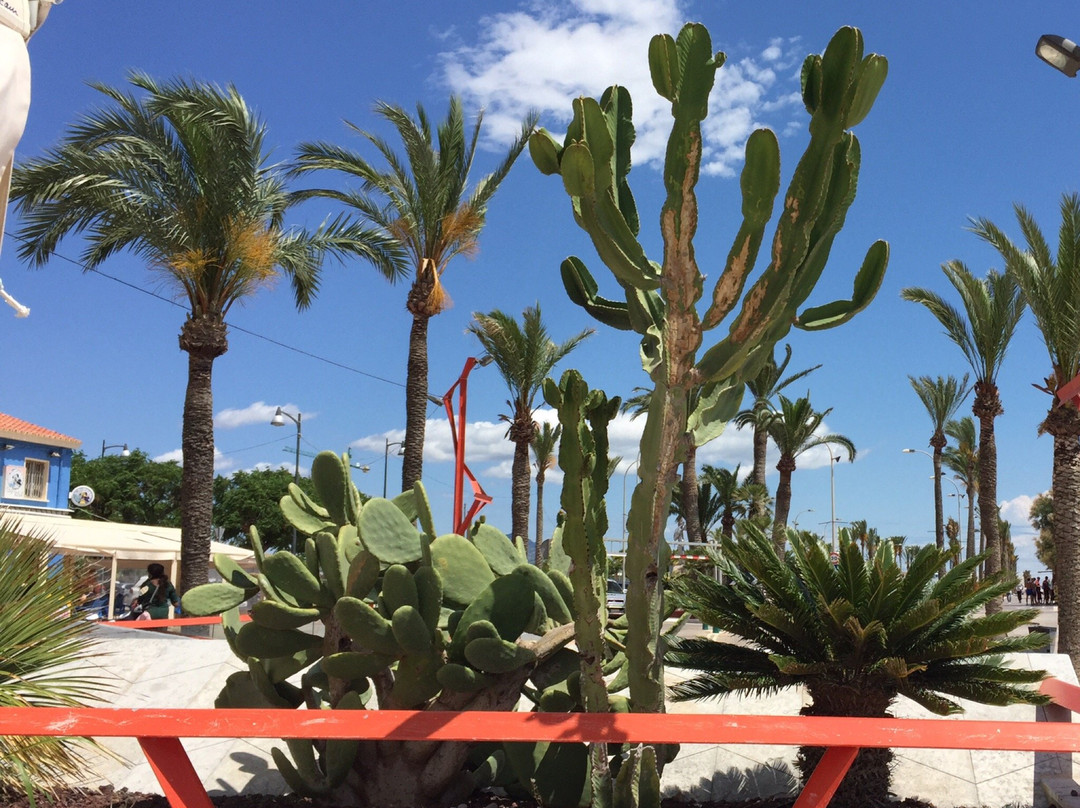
1, 509, 255, 565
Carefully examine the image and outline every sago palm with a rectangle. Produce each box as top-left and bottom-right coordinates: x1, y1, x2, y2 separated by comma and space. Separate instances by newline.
9, 73, 394, 592
902, 263, 1024, 613
972, 193, 1080, 665
531, 421, 561, 565
764, 395, 855, 552
467, 304, 591, 544
734, 345, 821, 518
943, 416, 979, 563
0, 519, 109, 796
293, 99, 537, 495
908, 374, 970, 553
667, 523, 1048, 808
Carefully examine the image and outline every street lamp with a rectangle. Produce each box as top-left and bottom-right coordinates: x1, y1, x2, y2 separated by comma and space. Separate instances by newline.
829, 453, 843, 552
1036, 34, 1080, 78
101, 441, 130, 458
271, 407, 301, 552
793, 508, 815, 529
383, 438, 404, 498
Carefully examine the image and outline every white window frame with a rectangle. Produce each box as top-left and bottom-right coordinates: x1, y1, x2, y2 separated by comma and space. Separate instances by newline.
23, 458, 49, 501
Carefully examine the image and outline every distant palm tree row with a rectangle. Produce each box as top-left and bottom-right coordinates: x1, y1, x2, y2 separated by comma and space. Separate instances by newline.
904, 193, 1080, 669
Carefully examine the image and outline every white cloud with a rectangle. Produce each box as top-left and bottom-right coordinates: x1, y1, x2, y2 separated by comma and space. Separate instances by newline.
215, 401, 311, 430
154, 446, 239, 475
999, 493, 1037, 526
439, 0, 805, 177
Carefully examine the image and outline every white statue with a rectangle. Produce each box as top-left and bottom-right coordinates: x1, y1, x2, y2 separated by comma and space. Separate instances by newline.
0, 0, 56, 317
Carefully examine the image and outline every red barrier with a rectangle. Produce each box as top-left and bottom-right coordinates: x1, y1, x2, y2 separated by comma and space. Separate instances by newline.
11, 618, 1080, 808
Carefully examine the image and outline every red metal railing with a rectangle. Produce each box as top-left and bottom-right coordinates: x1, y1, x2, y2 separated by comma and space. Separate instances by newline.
9, 619, 1079, 808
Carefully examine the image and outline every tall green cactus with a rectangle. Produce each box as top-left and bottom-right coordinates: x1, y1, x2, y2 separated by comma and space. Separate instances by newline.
530, 22, 889, 727
544, 369, 619, 808
183, 451, 582, 808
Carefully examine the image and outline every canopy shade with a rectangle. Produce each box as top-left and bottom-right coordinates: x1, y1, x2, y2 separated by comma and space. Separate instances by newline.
0, 508, 255, 566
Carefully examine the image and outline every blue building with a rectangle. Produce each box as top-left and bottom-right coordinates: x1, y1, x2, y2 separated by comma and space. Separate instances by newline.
0, 411, 80, 512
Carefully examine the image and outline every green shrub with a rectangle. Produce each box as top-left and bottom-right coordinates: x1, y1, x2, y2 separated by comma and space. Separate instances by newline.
0, 517, 108, 797
667, 524, 1048, 808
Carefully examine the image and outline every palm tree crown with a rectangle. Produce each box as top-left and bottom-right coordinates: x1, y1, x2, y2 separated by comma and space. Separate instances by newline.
10, 73, 383, 592
293, 98, 537, 495
764, 395, 855, 550
467, 304, 591, 544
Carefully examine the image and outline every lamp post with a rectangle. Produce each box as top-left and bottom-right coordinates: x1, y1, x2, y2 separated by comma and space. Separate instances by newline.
271, 407, 301, 552
100, 441, 130, 458
904, 447, 944, 551
383, 438, 404, 498
1036, 35, 1080, 77
793, 508, 815, 529
829, 452, 842, 552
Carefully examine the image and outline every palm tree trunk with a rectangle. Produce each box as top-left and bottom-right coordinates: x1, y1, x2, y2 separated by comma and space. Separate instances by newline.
681, 441, 701, 546
402, 311, 429, 495
534, 469, 546, 566
511, 437, 531, 545
965, 480, 976, 565
931, 446, 945, 552
973, 383, 1003, 614
751, 421, 769, 518
1046, 405, 1080, 669
771, 456, 795, 552
178, 315, 227, 596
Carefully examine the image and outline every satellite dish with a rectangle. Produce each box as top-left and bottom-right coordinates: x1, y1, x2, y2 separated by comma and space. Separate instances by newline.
69, 485, 95, 507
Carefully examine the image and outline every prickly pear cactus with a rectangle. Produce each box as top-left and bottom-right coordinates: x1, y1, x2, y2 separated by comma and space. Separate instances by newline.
530, 22, 889, 742
182, 451, 581, 808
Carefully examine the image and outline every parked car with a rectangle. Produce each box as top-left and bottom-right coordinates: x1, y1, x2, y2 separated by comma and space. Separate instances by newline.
606, 578, 626, 615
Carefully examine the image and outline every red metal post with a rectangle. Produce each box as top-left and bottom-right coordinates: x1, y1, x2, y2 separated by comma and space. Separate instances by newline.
793, 746, 858, 808
137, 736, 214, 808
441, 356, 492, 535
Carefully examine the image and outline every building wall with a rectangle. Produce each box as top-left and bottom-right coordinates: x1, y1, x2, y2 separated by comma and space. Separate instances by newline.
0, 441, 73, 510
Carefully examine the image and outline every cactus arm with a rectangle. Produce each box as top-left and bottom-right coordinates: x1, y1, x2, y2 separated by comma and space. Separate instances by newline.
797, 239, 889, 330
561, 256, 635, 331
703, 128, 781, 330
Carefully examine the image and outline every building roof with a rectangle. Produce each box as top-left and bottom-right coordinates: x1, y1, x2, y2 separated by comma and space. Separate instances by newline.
0, 413, 81, 449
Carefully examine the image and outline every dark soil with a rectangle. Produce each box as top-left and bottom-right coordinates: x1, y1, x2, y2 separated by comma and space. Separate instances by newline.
0, 787, 940, 808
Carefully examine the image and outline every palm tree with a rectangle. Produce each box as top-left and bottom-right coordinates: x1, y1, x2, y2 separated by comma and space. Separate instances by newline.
971, 193, 1080, 663
9, 74, 395, 593
887, 534, 907, 568
668, 524, 1048, 808
467, 305, 591, 544
531, 421, 561, 565
908, 374, 970, 553
764, 395, 855, 552
943, 416, 979, 564
700, 464, 757, 539
734, 345, 821, 518
902, 263, 1024, 613
293, 99, 537, 496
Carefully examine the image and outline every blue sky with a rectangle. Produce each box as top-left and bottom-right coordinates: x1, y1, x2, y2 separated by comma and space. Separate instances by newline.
4, 1, 1079, 575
